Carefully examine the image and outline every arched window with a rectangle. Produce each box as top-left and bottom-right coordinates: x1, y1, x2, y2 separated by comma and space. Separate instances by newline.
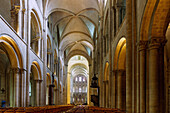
79, 87, 81, 92
83, 77, 85, 82
30, 11, 41, 56
79, 77, 82, 82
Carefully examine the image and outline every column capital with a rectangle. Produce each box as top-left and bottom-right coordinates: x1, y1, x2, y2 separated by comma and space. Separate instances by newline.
11, 6, 20, 15
20, 68, 27, 73
10, 67, 20, 74
137, 41, 148, 51
148, 38, 167, 49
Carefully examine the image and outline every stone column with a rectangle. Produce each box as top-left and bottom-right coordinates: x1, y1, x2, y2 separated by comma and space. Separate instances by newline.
89, 64, 93, 105
35, 80, 39, 106
49, 84, 55, 105
103, 80, 108, 107
148, 38, 166, 113
12, 68, 20, 107
39, 80, 43, 106
138, 41, 147, 113
20, 69, 27, 107
54, 88, 58, 105
111, 70, 116, 108
117, 69, 125, 110
10, 6, 20, 31
18, 8, 25, 37
115, 6, 120, 30
159, 40, 167, 113
126, 0, 132, 112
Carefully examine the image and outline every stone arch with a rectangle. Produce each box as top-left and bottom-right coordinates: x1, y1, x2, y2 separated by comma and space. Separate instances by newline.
139, 0, 169, 112
104, 62, 109, 81
114, 37, 126, 70
65, 51, 92, 65
0, 35, 23, 68
54, 50, 58, 75
47, 35, 52, 68
30, 9, 42, 56
29, 61, 42, 106
140, 0, 170, 40
54, 79, 58, 105
0, 35, 23, 107
46, 73, 51, 105
31, 61, 42, 80
112, 37, 126, 110
103, 62, 109, 107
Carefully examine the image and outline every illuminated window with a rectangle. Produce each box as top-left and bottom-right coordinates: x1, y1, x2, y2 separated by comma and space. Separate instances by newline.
83, 77, 85, 82
29, 82, 31, 96
79, 77, 82, 82
79, 87, 81, 92
75, 77, 78, 81
104, 0, 107, 7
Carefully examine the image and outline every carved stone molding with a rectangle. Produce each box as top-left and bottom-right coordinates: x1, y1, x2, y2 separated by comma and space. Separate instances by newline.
20, 68, 27, 74
10, 67, 20, 74
137, 41, 148, 51
11, 6, 20, 15
148, 38, 167, 50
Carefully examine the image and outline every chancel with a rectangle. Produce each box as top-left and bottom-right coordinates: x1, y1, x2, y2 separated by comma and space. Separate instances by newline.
0, 0, 169, 113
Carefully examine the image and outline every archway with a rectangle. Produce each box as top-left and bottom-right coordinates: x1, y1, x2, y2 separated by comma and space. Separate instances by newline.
113, 37, 126, 110
47, 36, 52, 69
139, 0, 169, 112
54, 79, 58, 105
46, 73, 51, 105
29, 61, 42, 106
30, 10, 42, 56
103, 62, 109, 107
0, 35, 23, 107
165, 23, 170, 112
67, 55, 89, 105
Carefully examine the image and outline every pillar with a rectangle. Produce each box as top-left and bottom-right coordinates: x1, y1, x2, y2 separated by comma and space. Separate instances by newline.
35, 80, 39, 106
138, 41, 147, 113
126, 0, 132, 112
111, 70, 116, 108
117, 69, 125, 110
116, 6, 121, 30
103, 80, 108, 108
12, 68, 20, 107
148, 38, 166, 113
54, 88, 58, 105
20, 69, 27, 107
18, 8, 25, 37
10, 6, 19, 31
49, 84, 55, 105
39, 80, 43, 106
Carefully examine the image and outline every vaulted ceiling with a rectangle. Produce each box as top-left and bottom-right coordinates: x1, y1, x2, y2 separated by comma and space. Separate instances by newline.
45, 0, 101, 62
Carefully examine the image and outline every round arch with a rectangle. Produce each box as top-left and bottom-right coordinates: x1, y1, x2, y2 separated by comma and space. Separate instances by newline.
29, 61, 42, 106
0, 35, 23, 107
113, 37, 126, 70
103, 62, 109, 107
65, 50, 92, 65
140, 0, 170, 40
0, 35, 23, 68
113, 37, 126, 110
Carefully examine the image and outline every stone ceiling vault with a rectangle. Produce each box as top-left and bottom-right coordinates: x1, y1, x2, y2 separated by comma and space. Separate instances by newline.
46, 0, 101, 62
